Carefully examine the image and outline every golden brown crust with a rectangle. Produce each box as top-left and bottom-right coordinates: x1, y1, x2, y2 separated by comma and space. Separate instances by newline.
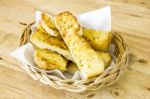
97, 52, 112, 68
30, 24, 74, 62
55, 11, 105, 79
34, 49, 68, 71
32, 25, 67, 49
41, 13, 60, 36
55, 11, 80, 37
83, 27, 113, 51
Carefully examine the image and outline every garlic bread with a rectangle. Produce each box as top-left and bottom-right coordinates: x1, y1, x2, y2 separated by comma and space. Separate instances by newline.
67, 52, 112, 74
34, 49, 68, 71
30, 24, 74, 62
97, 52, 112, 68
41, 13, 60, 36
83, 27, 112, 51
55, 11, 105, 79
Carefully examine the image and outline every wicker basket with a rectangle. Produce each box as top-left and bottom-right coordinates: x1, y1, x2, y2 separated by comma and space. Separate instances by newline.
18, 22, 129, 93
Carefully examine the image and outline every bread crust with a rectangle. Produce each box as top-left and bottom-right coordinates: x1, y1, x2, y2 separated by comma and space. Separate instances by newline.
41, 13, 60, 36
30, 24, 74, 62
83, 27, 112, 51
55, 11, 105, 79
34, 49, 68, 71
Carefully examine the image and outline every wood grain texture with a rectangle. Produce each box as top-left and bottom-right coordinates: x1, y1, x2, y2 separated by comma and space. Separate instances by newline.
0, 0, 150, 99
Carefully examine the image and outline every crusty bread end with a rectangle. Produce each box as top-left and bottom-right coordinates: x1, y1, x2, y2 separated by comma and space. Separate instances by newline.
55, 12, 105, 79
41, 13, 60, 36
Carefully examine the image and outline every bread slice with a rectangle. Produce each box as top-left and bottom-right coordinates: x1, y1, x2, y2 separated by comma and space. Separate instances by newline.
67, 52, 111, 74
55, 11, 105, 79
41, 13, 60, 36
30, 24, 74, 62
83, 27, 112, 51
34, 49, 68, 71
97, 52, 112, 68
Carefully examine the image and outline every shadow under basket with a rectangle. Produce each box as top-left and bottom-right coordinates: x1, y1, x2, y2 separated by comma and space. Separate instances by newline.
19, 22, 129, 93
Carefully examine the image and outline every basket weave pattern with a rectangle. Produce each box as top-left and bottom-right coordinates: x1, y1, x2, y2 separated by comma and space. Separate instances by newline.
19, 23, 129, 92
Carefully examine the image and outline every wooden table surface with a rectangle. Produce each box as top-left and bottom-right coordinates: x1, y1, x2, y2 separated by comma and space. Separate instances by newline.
0, 0, 150, 99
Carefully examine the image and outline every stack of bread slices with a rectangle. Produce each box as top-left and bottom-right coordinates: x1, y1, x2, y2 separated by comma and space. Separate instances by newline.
30, 12, 112, 79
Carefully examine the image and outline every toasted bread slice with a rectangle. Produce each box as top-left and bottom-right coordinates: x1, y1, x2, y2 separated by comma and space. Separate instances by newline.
83, 27, 112, 51
97, 52, 112, 68
55, 11, 105, 79
67, 52, 112, 74
41, 13, 60, 36
30, 24, 74, 62
34, 49, 68, 71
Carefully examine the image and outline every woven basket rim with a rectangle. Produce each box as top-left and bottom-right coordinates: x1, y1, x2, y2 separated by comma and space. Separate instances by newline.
18, 22, 129, 93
